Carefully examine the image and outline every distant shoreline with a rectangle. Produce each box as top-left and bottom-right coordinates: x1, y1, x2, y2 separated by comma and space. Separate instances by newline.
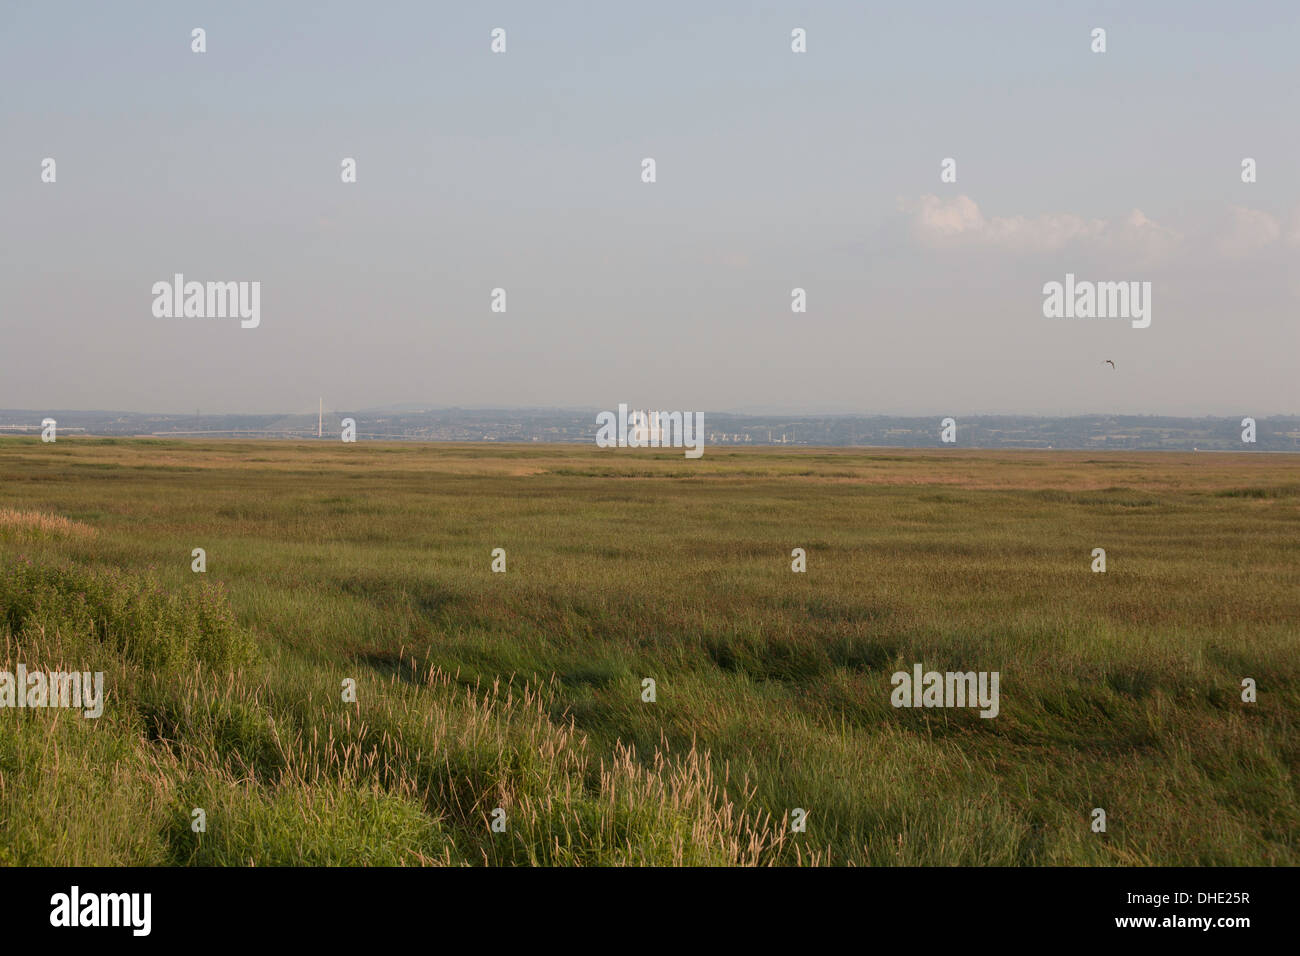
1, 410, 1296, 452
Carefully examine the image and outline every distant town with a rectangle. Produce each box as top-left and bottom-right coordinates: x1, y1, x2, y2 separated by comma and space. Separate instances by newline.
1, 407, 1297, 451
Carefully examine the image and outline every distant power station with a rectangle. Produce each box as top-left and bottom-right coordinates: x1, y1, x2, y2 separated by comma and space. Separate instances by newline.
628, 409, 666, 445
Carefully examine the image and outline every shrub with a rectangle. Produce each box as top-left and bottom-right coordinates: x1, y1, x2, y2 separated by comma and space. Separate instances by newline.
0, 556, 254, 669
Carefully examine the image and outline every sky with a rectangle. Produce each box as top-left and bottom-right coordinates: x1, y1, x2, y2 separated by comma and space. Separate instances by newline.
1, 1, 1297, 416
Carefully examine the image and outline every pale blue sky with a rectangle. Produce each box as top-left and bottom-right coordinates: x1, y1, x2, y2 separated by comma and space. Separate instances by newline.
2, 1, 1297, 415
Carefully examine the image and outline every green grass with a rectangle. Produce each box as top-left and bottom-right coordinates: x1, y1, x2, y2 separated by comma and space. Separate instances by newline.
0, 438, 1296, 866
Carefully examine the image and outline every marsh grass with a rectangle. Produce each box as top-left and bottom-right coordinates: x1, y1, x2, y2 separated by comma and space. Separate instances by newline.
0, 439, 1296, 865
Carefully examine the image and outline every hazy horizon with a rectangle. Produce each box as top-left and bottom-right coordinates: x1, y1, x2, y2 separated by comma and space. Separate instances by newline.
3, 1, 1297, 417
1, 403, 1298, 419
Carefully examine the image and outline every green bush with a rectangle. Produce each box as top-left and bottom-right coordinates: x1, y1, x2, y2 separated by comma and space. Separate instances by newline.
0, 556, 254, 669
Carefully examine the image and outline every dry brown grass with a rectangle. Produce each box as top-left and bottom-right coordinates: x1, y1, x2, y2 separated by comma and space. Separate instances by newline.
0, 508, 96, 541
4, 437, 1298, 492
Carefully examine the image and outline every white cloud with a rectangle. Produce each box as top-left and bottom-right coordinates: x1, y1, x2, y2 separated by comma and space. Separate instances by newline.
900, 195, 1181, 260
1286, 206, 1300, 247
1217, 205, 1281, 258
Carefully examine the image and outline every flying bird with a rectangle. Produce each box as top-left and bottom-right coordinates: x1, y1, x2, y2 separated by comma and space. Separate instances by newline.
1104, 360, 1115, 369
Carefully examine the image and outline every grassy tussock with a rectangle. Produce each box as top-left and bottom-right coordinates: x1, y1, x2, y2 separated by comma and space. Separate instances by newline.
0, 557, 253, 669
0, 575, 793, 866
